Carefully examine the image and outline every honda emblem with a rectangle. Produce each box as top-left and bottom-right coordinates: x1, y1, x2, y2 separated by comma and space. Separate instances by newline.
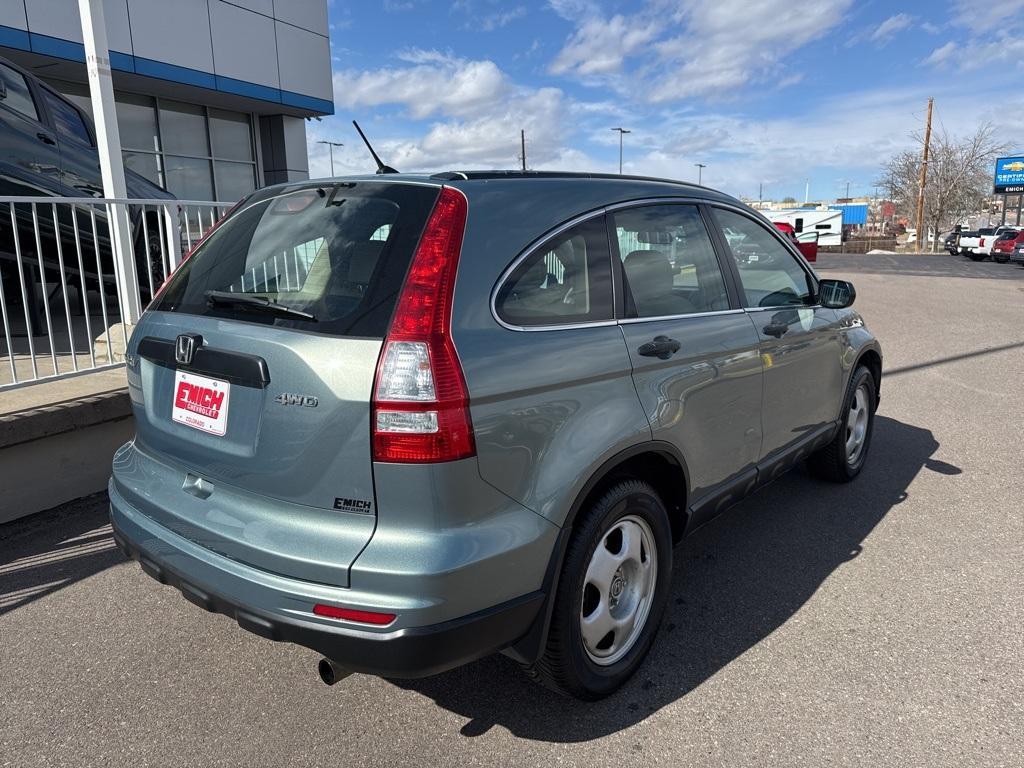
175, 334, 201, 366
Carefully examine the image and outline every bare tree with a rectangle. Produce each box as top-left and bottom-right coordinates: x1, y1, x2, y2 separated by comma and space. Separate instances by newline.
878, 122, 1008, 251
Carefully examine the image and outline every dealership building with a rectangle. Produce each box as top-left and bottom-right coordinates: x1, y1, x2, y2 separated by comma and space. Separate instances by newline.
0, 0, 333, 202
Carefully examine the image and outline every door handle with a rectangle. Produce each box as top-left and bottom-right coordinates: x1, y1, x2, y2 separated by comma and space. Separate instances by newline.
36, 132, 56, 145
637, 335, 681, 359
762, 322, 789, 338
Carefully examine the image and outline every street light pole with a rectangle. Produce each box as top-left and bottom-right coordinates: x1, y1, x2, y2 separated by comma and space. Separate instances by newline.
611, 127, 630, 174
695, 163, 706, 185
317, 140, 343, 177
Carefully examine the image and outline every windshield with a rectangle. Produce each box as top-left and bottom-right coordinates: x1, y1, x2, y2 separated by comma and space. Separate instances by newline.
151, 183, 439, 337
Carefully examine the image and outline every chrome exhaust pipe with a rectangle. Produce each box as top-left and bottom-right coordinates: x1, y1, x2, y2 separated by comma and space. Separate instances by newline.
318, 657, 353, 686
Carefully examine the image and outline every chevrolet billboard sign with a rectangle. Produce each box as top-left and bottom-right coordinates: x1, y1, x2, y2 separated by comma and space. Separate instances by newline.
993, 156, 1024, 194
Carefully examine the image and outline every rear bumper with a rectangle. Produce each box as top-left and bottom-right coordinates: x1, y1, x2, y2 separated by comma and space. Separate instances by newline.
110, 483, 546, 678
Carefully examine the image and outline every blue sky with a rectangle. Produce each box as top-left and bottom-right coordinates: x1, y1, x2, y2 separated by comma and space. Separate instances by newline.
308, 0, 1024, 201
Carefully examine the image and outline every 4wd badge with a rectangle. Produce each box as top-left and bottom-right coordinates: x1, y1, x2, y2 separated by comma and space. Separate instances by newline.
274, 393, 319, 407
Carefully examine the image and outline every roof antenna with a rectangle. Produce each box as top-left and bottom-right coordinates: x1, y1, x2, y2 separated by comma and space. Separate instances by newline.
352, 120, 399, 174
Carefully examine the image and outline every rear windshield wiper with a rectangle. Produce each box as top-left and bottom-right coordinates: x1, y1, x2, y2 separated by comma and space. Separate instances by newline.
205, 290, 317, 321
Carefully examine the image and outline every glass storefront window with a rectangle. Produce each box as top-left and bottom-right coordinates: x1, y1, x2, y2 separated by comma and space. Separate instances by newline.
214, 160, 256, 203
164, 155, 214, 201
116, 94, 160, 153
123, 151, 162, 187
159, 100, 209, 157
210, 109, 253, 162
48, 80, 258, 201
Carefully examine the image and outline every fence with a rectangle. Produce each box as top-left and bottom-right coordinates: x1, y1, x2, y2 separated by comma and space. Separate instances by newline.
0, 196, 233, 391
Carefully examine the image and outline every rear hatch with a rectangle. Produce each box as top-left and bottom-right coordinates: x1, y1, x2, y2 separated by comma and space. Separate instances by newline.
116, 181, 441, 587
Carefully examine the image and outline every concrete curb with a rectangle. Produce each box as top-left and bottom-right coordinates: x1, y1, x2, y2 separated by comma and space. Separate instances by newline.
0, 388, 132, 450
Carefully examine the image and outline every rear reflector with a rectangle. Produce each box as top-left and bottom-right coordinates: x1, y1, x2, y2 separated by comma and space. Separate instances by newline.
371, 186, 474, 463
313, 604, 396, 626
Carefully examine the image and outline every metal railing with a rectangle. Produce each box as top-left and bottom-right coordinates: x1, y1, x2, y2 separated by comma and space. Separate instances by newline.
0, 196, 234, 391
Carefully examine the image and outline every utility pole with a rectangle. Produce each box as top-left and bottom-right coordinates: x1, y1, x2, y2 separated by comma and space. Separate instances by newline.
845, 180, 851, 200
914, 97, 934, 252
317, 140, 343, 177
520, 129, 526, 172
694, 163, 706, 185
758, 182, 763, 207
611, 127, 630, 174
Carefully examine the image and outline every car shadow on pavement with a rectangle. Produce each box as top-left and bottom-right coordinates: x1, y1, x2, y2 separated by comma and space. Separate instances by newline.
395, 415, 950, 742
0, 491, 122, 616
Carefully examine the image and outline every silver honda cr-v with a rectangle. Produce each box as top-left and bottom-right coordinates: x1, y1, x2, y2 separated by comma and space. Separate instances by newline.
109, 171, 882, 700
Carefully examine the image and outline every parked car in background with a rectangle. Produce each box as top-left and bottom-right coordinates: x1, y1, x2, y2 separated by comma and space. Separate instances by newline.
1011, 240, 1024, 266
958, 226, 1018, 261
110, 171, 882, 700
990, 229, 1022, 263
774, 220, 818, 262
0, 54, 174, 326
943, 231, 959, 255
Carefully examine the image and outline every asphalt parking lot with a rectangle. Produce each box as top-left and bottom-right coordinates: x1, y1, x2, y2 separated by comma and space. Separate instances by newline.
2, 253, 1022, 767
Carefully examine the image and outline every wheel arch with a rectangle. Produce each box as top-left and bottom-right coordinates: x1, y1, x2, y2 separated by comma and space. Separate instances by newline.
506, 441, 690, 665
855, 346, 882, 407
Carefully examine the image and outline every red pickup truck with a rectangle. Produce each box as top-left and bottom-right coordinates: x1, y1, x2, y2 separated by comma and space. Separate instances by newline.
774, 221, 819, 262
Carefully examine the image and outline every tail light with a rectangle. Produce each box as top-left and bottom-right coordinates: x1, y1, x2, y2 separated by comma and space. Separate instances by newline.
371, 187, 474, 463
979, 238, 985, 247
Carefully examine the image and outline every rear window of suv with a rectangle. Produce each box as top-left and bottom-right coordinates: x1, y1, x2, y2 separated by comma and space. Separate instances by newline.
151, 183, 440, 337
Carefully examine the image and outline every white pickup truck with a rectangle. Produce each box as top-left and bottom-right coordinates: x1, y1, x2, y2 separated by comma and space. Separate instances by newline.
959, 226, 1015, 260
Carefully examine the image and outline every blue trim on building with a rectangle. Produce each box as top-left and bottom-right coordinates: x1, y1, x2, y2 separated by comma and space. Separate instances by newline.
0, 26, 30, 51
134, 56, 217, 90
281, 89, 334, 114
109, 50, 135, 73
29, 32, 85, 62
216, 74, 280, 104
0, 23, 332, 115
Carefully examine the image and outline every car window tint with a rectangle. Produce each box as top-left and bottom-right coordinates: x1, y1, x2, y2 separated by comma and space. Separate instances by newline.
496, 216, 613, 327
151, 183, 440, 338
713, 208, 815, 308
41, 90, 91, 144
612, 204, 729, 318
0, 64, 39, 121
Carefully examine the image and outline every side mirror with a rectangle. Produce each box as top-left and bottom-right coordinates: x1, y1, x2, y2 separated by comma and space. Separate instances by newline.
817, 279, 856, 309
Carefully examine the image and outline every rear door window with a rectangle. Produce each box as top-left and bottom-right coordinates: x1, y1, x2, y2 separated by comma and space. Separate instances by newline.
612, 204, 730, 318
151, 183, 440, 337
41, 89, 92, 144
495, 216, 613, 327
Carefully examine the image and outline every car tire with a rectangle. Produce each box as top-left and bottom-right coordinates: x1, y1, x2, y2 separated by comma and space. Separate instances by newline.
523, 479, 672, 700
994, 256, 1008, 264
808, 365, 877, 483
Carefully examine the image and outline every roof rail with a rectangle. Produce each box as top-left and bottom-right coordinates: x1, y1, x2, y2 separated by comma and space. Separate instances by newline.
428, 170, 708, 188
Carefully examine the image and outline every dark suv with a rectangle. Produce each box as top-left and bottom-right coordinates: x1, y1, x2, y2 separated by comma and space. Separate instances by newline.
110, 172, 882, 700
0, 55, 173, 319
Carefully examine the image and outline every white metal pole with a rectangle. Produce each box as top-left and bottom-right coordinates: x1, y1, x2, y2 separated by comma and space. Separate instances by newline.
78, 0, 141, 324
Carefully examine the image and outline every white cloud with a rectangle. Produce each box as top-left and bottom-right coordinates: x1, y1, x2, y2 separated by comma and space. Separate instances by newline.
546, 0, 853, 101
926, 0, 1024, 69
333, 51, 509, 119
549, 14, 660, 78
321, 53, 574, 174
950, 0, 1024, 34
870, 13, 913, 44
